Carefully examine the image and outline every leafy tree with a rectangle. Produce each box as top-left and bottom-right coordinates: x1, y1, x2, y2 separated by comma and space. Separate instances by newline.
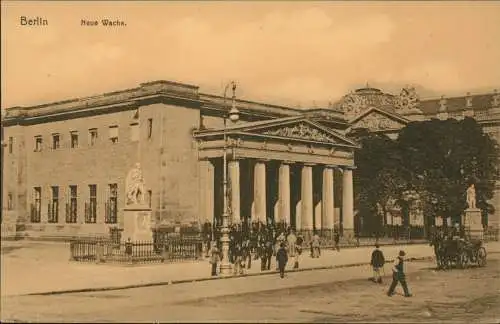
351, 129, 406, 234
352, 117, 498, 233
396, 117, 499, 225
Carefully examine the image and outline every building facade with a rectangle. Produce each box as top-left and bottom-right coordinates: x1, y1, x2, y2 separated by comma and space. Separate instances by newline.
1, 80, 499, 240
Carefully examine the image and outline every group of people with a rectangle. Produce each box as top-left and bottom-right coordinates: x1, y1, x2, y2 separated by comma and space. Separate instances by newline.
370, 244, 412, 297
204, 220, 341, 278
205, 219, 412, 297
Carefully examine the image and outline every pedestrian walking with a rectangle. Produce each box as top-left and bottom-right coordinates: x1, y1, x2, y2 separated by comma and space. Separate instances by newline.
334, 231, 340, 252
265, 236, 274, 270
276, 242, 288, 278
209, 241, 220, 277
242, 238, 252, 270
275, 231, 286, 270
311, 232, 321, 258
370, 244, 385, 283
202, 219, 212, 258
233, 242, 244, 275
287, 229, 297, 258
294, 235, 304, 269
387, 250, 412, 297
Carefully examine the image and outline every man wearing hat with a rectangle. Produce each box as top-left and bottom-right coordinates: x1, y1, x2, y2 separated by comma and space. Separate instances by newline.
370, 244, 385, 283
387, 250, 412, 297
209, 241, 221, 276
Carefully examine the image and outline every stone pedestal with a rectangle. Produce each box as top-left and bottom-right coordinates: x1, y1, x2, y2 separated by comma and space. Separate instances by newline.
462, 208, 483, 239
123, 205, 153, 242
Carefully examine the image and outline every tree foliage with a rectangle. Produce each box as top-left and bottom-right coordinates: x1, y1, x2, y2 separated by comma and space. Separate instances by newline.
352, 129, 406, 229
353, 117, 499, 227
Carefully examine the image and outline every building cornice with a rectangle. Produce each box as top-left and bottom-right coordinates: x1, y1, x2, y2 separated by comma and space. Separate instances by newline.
3, 80, 312, 125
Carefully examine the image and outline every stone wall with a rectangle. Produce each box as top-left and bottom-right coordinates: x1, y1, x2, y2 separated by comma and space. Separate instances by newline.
2, 102, 202, 239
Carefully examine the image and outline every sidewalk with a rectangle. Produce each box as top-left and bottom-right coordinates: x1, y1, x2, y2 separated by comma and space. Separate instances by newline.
2, 240, 499, 297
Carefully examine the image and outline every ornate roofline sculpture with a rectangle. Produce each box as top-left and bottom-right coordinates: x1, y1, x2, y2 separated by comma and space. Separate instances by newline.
263, 122, 338, 143
395, 86, 422, 114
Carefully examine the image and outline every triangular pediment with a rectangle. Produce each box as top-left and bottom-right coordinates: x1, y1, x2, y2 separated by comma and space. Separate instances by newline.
194, 116, 358, 148
259, 121, 345, 144
349, 107, 409, 131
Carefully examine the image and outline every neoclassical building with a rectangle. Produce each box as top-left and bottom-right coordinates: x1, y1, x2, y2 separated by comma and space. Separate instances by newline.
1, 80, 499, 240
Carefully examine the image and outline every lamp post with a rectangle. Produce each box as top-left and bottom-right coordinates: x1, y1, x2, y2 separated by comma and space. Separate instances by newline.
220, 81, 239, 275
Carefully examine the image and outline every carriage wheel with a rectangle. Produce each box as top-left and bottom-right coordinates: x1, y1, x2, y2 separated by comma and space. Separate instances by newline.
441, 256, 450, 270
477, 247, 487, 267
436, 257, 442, 270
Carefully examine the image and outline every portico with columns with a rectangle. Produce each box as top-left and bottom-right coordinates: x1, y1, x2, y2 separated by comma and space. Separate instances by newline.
194, 116, 359, 240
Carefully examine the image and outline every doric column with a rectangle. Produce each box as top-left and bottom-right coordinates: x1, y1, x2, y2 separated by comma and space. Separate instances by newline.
342, 166, 355, 239
301, 164, 314, 230
228, 159, 240, 223
278, 162, 291, 226
314, 196, 322, 231
322, 166, 335, 230
254, 160, 267, 224
198, 160, 215, 224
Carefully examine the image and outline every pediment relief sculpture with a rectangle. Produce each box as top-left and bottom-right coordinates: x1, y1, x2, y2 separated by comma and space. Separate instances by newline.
353, 112, 403, 131
263, 122, 338, 144
378, 95, 396, 107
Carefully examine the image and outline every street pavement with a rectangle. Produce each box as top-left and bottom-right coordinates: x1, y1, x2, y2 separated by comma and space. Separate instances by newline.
1, 239, 499, 297
2, 256, 499, 323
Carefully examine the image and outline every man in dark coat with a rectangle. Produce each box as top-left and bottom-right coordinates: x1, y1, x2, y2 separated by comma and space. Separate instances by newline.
387, 250, 412, 297
334, 231, 340, 252
370, 244, 385, 283
209, 241, 220, 276
202, 220, 212, 257
264, 236, 274, 270
276, 242, 288, 278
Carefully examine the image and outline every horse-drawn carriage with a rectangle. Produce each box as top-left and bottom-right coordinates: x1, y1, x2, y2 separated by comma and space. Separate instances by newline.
431, 234, 487, 269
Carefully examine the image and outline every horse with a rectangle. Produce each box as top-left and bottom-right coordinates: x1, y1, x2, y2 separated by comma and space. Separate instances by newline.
430, 234, 447, 269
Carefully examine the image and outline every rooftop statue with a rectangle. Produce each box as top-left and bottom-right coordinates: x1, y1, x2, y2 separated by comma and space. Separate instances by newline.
396, 86, 422, 113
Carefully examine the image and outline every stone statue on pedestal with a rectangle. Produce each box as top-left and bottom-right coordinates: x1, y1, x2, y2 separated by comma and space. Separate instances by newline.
463, 183, 483, 239
126, 163, 146, 206
466, 184, 476, 209
123, 162, 152, 242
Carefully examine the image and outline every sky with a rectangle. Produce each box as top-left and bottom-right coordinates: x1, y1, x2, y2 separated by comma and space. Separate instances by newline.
2, 1, 500, 109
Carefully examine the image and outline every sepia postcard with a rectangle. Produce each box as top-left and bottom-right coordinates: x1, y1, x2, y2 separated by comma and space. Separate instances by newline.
1, 1, 499, 322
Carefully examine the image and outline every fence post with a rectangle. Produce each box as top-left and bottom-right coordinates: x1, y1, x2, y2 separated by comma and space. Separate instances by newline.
95, 238, 105, 264
69, 240, 75, 261
125, 238, 133, 264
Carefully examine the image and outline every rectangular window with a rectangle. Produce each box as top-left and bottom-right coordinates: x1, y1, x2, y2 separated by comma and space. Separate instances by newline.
48, 186, 59, 223
130, 123, 139, 142
89, 128, 98, 146
8, 137, 13, 154
147, 118, 153, 139
7, 192, 14, 210
31, 187, 42, 223
85, 184, 97, 223
109, 125, 119, 144
34, 136, 43, 152
105, 183, 118, 224
52, 133, 60, 150
66, 185, 78, 223
70, 131, 79, 149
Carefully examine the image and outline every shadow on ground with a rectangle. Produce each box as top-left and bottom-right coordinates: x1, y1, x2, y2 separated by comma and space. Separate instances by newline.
0, 246, 24, 255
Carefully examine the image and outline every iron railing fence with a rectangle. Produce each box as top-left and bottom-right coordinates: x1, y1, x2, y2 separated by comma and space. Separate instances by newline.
483, 227, 499, 242
69, 237, 204, 264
